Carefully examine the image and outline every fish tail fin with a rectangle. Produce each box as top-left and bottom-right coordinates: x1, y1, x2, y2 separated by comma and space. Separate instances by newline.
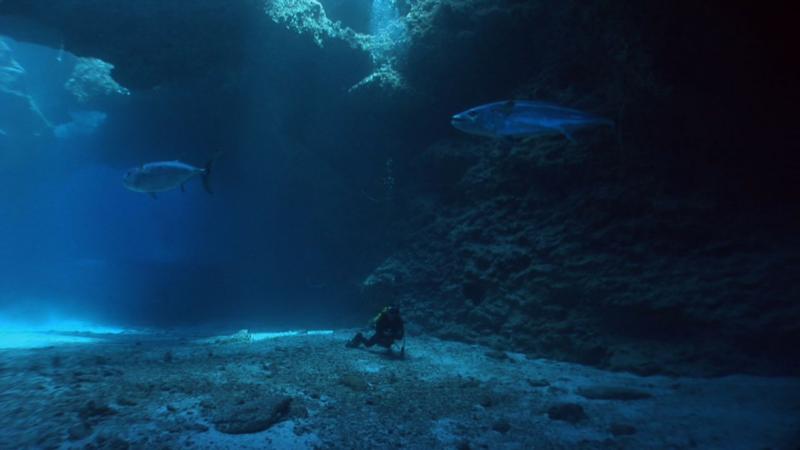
202, 160, 214, 195
202, 150, 223, 195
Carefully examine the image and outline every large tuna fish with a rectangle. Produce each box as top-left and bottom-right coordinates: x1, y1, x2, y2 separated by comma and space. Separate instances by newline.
123, 159, 214, 199
451, 100, 613, 141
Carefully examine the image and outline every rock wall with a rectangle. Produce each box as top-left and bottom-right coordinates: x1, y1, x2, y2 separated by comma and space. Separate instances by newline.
359, 1, 799, 376
363, 135, 799, 376
0, 38, 52, 143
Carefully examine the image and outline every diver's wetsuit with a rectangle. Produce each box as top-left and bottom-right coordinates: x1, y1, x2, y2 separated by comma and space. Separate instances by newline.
347, 308, 404, 349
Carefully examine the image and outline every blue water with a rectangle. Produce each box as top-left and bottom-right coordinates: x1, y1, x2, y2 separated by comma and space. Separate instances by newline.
0, 35, 365, 330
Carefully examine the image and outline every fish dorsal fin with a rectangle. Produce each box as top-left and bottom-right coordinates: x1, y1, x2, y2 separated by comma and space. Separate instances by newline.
500, 100, 516, 117
489, 100, 517, 133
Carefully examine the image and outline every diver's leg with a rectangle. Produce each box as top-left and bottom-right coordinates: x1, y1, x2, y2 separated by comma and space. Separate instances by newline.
346, 333, 366, 348
373, 336, 396, 352
363, 334, 380, 348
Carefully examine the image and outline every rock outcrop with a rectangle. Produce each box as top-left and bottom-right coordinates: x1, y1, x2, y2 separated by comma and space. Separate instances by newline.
65, 57, 129, 104
0, 39, 52, 142
0, 0, 263, 89
363, 134, 799, 376
354, 1, 799, 376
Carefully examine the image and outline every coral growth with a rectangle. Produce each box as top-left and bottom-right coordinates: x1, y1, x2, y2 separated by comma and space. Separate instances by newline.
265, 0, 409, 92
264, 0, 367, 48
64, 57, 129, 104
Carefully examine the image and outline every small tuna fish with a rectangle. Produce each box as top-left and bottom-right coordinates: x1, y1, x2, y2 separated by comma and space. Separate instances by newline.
451, 100, 613, 141
123, 159, 214, 199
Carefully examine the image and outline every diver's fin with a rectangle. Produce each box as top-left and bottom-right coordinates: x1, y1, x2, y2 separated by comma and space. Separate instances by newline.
180, 183, 185, 193
148, 192, 157, 200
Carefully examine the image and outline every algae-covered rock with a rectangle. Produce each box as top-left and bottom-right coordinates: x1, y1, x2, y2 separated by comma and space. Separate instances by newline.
339, 372, 369, 392
212, 395, 292, 434
610, 423, 637, 436
577, 385, 652, 401
200, 329, 254, 345
547, 403, 587, 424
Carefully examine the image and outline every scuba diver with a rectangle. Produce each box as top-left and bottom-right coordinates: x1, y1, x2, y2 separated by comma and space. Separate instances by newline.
346, 305, 405, 356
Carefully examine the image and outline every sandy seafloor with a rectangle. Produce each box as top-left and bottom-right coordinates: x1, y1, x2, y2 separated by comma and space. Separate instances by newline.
0, 329, 798, 449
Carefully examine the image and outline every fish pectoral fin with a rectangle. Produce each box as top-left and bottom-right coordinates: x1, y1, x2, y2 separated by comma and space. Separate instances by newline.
557, 127, 576, 143
181, 183, 185, 193
148, 192, 157, 200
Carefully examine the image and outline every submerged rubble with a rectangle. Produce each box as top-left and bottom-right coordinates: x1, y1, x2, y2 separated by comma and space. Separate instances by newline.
0, 331, 798, 449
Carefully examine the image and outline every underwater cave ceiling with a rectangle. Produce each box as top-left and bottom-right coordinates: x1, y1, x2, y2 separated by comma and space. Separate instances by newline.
0, 0, 265, 89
